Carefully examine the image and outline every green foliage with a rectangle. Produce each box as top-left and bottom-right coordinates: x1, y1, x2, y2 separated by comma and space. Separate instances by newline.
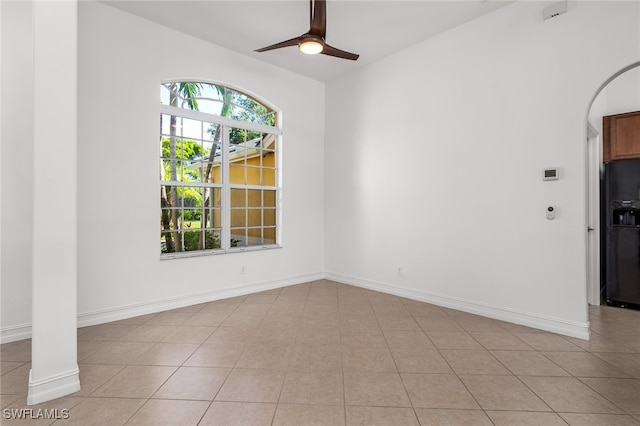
161, 138, 205, 161
229, 129, 266, 146
178, 186, 202, 206
161, 138, 208, 197
183, 230, 219, 251
164, 82, 203, 110
232, 93, 275, 127
203, 83, 276, 145
161, 229, 242, 253
160, 170, 203, 207
182, 210, 201, 222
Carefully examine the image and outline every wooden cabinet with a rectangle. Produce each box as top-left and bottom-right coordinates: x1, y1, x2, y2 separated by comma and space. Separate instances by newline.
603, 110, 640, 162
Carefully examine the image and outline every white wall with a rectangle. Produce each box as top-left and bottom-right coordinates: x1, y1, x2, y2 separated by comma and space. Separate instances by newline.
74, 1, 325, 324
325, 1, 640, 338
1, 1, 34, 340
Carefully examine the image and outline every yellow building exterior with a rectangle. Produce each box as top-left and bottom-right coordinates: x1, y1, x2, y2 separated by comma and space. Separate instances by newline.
207, 133, 277, 245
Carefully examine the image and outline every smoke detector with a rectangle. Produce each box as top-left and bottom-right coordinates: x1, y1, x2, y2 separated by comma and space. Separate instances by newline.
543, 1, 568, 21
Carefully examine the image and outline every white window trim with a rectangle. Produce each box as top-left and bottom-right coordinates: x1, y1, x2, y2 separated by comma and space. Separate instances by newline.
159, 105, 282, 137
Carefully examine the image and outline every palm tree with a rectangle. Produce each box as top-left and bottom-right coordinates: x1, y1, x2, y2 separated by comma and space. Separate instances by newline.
161, 82, 202, 253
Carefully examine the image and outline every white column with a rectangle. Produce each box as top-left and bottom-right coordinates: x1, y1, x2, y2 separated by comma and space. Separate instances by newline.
28, 0, 80, 405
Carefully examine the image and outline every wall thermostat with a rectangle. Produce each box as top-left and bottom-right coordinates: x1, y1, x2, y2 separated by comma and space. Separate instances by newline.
543, 167, 559, 181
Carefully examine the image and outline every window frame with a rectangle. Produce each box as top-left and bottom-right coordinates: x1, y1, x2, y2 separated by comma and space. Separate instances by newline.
159, 83, 282, 259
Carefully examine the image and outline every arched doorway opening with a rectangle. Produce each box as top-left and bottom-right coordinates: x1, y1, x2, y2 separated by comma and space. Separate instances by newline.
585, 61, 640, 307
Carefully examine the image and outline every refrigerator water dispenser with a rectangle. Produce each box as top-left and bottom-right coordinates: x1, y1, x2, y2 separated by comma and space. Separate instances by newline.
611, 201, 640, 227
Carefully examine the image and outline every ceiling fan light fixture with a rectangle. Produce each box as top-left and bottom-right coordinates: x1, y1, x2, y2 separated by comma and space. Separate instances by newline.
299, 38, 323, 55
255, 0, 358, 60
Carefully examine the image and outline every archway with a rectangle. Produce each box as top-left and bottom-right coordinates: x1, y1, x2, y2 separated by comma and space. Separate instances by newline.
585, 61, 640, 307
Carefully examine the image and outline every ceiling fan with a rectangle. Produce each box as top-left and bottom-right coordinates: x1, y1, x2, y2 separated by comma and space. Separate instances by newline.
255, 0, 359, 61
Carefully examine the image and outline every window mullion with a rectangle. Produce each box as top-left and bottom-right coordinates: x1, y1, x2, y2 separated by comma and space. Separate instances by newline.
221, 125, 231, 251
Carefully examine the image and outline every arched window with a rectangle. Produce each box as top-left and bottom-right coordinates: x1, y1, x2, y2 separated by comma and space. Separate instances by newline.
159, 81, 280, 257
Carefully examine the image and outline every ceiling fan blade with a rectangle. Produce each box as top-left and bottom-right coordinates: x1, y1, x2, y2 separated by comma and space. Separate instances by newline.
309, 0, 326, 37
254, 36, 300, 53
321, 43, 359, 61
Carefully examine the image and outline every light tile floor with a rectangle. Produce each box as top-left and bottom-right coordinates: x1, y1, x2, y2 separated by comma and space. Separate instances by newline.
2, 280, 640, 425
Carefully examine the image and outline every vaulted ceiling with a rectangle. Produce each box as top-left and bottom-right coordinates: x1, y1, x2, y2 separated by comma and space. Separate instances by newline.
103, 1, 511, 82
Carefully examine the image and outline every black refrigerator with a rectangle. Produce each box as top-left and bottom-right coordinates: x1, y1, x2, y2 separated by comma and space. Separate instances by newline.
603, 158, 640, 307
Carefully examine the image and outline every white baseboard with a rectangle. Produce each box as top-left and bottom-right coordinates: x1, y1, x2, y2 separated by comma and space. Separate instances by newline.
77, 272, 324, 328
1, 272, 324, 343
1, 323, 32, 344
326, 271, 591, 340
27, 367, 80, 405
